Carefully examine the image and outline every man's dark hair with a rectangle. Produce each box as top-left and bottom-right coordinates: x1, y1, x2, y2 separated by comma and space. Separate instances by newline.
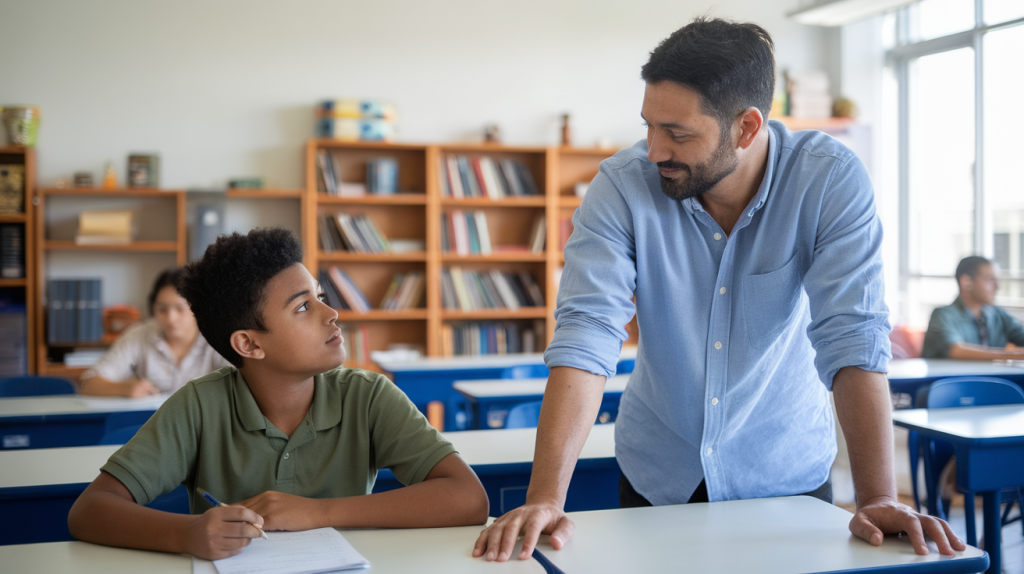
179, 227, 304, 367
955, 255, 992, 283
641, 17, 775, 133
147, 267, 185, 316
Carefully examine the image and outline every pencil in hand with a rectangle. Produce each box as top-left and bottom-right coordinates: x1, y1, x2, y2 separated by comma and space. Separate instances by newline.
196, 487, 269, 540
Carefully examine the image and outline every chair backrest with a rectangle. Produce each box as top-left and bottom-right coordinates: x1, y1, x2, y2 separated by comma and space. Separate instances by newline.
504, 400, 543, 429
0, 376, 76, 398
501, 364, 549, 379
103, 411, 155, 434
926, 377, 1024, 409
99, 424, 144, 445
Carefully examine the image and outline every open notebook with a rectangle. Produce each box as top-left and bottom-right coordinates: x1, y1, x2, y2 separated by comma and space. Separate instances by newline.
192, 528, 369, 574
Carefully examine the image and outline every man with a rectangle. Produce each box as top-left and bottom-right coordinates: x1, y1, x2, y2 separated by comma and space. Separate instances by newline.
473, 17, 964, 562
923, 256, 1024, 360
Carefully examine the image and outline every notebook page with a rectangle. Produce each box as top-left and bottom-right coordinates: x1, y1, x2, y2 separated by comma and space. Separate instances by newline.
205, 528, 369, 574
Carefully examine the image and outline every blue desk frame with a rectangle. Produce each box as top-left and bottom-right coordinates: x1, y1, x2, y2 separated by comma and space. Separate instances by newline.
456, 387, 624, 430
0, 409, 157, 451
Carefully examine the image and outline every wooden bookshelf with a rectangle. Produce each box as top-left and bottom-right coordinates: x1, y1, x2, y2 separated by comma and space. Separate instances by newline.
304, 141, 623, 361
0, 146, 36, 374
34, 188, 187, 374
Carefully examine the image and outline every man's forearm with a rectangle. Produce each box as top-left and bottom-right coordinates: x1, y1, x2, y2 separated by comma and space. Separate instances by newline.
948, 342, 1024, 360
525, 366, 608, 507
832, 366, 898, 507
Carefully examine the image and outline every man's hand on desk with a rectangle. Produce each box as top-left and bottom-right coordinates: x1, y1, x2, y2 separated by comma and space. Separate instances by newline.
472, 499, 575, 562
849, 495, 966, 556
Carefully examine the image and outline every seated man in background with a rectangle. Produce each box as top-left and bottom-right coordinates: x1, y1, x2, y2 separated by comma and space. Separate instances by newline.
922, 255, 1024, 360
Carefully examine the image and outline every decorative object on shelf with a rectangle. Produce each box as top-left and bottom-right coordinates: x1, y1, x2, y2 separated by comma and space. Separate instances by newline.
560, 113, 572, 147
102, 304, 141, 345
0, 106, 40, 147
0, 164, 25, 213
54, 178, 67, 189
832, 96, 858, 119
73, 171, 94, 188
316, 99, 397, 142
366, 158, 399, 194
227, 177, 264, 189
787, 70, 832, 119
76, 210, 134, 245
483, 124, 501, 144
101, 162, 118, 189
127, 154, 160, 188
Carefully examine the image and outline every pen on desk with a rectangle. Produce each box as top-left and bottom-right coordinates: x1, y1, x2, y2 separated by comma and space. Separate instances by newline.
196, 487, 269, 540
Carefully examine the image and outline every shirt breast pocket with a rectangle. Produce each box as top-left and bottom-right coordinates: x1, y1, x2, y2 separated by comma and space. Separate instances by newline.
742, 255, 803, 350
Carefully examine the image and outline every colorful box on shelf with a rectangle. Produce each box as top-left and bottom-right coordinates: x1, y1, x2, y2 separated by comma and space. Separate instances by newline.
316, 99, 397, 142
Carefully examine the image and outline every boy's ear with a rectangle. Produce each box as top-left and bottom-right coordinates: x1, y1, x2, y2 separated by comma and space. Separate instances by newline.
230, 330, 265, 361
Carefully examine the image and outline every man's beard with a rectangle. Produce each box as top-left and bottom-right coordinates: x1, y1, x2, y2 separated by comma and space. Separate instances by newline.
658, 132, 739, 201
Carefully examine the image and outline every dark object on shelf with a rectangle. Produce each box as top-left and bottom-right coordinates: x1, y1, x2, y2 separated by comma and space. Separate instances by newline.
0, 165, 25, 213
0, 303, 28, 377
190, 202, 225, 261
366, 158, 399, 194
483, 124, 501, 144
47, 278, 103, 344
0, 224, 25, 278
227, 177, 264, 189
561, 113, 572, 146
127, 154, 160, 188
73, 171, 93, 188
102, 304, 141, 345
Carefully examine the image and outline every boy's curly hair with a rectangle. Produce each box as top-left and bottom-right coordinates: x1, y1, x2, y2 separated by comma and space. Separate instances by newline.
179, 227, 304, 367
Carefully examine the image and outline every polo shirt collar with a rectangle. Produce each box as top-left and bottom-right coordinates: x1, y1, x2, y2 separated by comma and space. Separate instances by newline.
683, 123, 778, 219
232, 369, 343, 433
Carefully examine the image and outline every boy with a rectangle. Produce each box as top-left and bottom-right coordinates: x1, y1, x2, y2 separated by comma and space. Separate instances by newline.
69, 228, 489, 560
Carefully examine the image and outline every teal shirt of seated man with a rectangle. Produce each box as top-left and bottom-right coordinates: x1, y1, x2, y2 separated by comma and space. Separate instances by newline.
922, 255, 1024, 360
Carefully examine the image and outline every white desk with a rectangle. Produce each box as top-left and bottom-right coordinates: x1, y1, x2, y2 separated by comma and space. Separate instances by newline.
0, 525, 546, 574
0, 444, 118, 489
0, 394, 168, 419
453, 374, 629, 399
376, 346, 638, 374
536, 496, 988, 573
888, 359, 1024, 397
0, 394, 167, 450
453, 375, 629, 429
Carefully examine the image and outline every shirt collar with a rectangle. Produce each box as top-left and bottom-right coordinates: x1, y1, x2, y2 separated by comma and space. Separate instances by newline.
232, 369, 342, 433
683, 122, 778, 219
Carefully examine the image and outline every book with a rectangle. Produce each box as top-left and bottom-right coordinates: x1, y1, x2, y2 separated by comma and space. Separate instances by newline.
528, 214, 546, 253
327, 266, 370, 313
473, 211, 492, 255
445, 155, 464, 198
76, 210, 134, 245
0, 224, 24, 278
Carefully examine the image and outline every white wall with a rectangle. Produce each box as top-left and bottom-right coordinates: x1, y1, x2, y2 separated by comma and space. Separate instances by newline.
2, 0, 837, 190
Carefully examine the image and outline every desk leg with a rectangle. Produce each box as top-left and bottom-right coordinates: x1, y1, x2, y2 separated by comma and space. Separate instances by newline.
983, 490, 1001, 574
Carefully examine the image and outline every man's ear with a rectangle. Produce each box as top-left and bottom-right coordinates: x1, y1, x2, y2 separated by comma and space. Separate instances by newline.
734, 107, 764, 150
230, 330, 265, 361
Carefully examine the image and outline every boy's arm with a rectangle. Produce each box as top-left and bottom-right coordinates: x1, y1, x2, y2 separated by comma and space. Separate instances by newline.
68, 471, 265, 560
239, 452, 488, 530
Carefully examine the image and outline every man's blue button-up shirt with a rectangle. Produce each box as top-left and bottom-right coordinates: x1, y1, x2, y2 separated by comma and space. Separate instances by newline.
544, 121, 891, 504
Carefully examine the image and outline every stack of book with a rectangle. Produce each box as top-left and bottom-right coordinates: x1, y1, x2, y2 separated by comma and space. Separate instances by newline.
318, 212, 391, 254
438, 155, 541, 198
0, 224, 24, 278
439, 321, 540, 356
440, 210, 492, 255
379, 271, 425, 310
440, 268, 544, 311
318, 267, 371, 313
340, 324, 371, 366
76, 210, 133, 245
47, 279, 103, 344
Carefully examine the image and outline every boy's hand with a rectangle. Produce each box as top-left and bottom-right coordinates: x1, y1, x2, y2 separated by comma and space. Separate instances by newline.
184, 505, 265, 560
239, 491, 322, 532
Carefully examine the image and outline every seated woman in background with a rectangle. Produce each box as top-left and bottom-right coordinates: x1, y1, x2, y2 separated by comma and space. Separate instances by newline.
79, 268, 230, 397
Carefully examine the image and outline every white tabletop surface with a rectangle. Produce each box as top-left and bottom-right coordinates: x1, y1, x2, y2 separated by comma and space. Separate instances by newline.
888, 358, 1024, 380
0, 393, 169, 418
377, 346, 637, 372
891, 404, 1024, 439
453, 374, 630, 399
0, 425, 616, 490
0, 524, 545, 574
537, 496, 986, 573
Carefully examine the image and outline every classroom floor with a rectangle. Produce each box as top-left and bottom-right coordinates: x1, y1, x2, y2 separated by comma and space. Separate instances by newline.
943, 502, 1023, 574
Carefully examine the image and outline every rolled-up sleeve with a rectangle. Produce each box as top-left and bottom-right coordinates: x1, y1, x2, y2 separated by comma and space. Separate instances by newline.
802, 153, 891, 388
544, 165, 638, 379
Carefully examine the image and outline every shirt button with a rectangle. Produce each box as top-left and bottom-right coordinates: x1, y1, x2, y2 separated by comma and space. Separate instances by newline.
719, 287, 726, 295
283, 453, 290, 460
713, 233, 722, 241
706, 447, 713, 455
714, 341, 722, 350
712, 398, 719, 405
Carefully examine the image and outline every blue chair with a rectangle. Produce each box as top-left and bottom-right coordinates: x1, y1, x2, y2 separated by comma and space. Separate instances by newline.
504, 400, 543, 429
917, 376, 1024, 546
0, 376, 76, 397
98, 423, 189, 514
501, 364, 549, 379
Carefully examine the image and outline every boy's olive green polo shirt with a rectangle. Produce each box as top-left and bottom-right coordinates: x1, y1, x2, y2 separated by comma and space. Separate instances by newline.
101, 366, 456, 513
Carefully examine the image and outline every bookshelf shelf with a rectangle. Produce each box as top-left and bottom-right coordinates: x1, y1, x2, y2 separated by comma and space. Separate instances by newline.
335, 310, 428, 321
775, 116, 856, 132
441, 308, 548, 320
0, 213, 27, 223
39, 187, 184, 197
559, 197, 583, 208
225, 188, 303, 198
0, 278, 27, 288
318, 251, 427, 263
44, 240, 180, 252
441, 253, 545, 263
317, 194, 427, 206
440, 197, 546, 207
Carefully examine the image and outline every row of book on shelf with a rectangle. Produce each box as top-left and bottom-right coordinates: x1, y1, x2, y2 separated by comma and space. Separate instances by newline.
318, 266, 424, 313
340, 324, 371, 366
0, 224, 25, 279
47, 279, 103, 344
439, 321, 541, 356
440, 211, 546, 255
318, 211, 424, 254
316, 150, 400, 196
441, 267, 544, 311
438, 155, 541, 199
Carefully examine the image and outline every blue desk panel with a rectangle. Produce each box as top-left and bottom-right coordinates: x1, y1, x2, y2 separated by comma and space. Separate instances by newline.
0, 410, 155, 450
